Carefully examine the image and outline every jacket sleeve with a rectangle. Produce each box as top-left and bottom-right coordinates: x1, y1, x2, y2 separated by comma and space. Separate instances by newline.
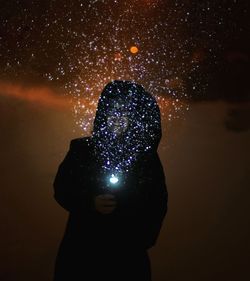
53, 139, 95, 213
141, 152, 168, 249
119, 152, 168, 250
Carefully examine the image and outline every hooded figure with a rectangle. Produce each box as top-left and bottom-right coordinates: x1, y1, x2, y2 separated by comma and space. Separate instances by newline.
53, 80, 168, 281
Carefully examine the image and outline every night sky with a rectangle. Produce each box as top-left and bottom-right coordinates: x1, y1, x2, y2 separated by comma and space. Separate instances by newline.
1, 0, 249, 131
1, 1, 250, 281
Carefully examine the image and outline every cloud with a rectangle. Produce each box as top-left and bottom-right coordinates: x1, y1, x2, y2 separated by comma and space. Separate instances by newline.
0, 81, 71, 110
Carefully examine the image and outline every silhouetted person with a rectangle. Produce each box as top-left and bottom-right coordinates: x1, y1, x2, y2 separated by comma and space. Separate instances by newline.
53, 80, 168, 281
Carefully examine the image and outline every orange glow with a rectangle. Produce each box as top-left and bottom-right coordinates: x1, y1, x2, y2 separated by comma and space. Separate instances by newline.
0, 82, 70, 110
165, 77, 184, 90
130, 46, 139, 54
114, 52, 123, 61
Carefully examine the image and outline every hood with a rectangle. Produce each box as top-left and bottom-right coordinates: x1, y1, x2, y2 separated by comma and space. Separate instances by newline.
92, 80, 162, 174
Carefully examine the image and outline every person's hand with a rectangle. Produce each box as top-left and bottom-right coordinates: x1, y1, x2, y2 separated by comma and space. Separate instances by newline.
94, 194, 117, 215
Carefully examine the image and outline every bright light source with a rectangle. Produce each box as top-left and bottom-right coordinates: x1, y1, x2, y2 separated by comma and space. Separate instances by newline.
130, 46, 139, 54
109, 174, 119, 184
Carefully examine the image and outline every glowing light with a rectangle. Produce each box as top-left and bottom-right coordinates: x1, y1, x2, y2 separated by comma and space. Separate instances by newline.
109, 174, 119, 184
114, 52, 123, 61
0, 82, 70, 109
130, 46, 139, 54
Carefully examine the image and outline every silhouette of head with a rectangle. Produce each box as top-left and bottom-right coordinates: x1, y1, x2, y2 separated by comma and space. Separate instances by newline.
92, 80, 161, 173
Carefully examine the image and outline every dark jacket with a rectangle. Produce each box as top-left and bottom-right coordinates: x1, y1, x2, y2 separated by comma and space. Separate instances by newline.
53, 136, 168, 281
53, 80, 168, 281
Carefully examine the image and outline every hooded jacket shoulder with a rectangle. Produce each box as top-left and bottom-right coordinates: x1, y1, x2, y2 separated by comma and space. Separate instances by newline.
69, 136, 92, 151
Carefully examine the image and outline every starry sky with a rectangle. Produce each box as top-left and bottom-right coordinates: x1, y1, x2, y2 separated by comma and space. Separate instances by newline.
0, 0, 249, 133
1, 0, 249, 99
0, 0, 249, 142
